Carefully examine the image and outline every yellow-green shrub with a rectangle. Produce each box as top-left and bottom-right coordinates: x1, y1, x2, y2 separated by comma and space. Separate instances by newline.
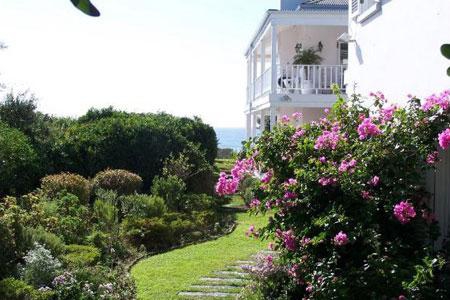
62, 244, 100, 267
93, 169, 142, 195
41, 172, 91, 204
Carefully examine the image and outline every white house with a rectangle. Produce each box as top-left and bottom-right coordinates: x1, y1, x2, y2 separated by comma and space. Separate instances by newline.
245, 0, 348, 138
345, 0, 450, 247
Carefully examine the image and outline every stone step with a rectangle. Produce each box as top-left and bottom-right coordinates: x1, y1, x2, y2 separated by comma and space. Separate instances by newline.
213, 271, 249, 278
199, 277, 248, 284
190, 285, 242, 291
223, 265, 245, 271
178, 291, 238, 298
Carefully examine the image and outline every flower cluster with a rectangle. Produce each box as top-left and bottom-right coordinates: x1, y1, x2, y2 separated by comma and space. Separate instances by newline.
318, 177, 337, 186
426, 151, 439, 164
215, 158, 254, 196
380, 105, 397, 122
333, 231, 349, 246
393, 201, 416, 224
338, 157, 357, 173
421, 90, 450, 111
358, 118, 382, 140
438, 128, 450, 150
314, 130, 342, 150
276, 229, 296, 251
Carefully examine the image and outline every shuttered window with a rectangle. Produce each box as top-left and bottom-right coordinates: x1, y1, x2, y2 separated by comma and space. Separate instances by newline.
351, 0, 359, 14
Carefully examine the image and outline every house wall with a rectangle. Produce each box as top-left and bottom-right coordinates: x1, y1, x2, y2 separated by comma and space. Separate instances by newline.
278, 25, 347, 66
346, 0, 450, 246
276, 106, 326, 125
346, 0, 450, 101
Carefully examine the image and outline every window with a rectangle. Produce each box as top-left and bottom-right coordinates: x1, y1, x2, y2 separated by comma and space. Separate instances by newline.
352, 0, 381, 22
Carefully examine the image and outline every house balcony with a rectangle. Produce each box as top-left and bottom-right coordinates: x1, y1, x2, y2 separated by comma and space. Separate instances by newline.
247, 64, 345, 110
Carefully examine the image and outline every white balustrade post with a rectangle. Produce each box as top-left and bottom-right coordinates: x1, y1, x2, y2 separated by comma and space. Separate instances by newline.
271, 24, 278, 94
269, 107, 276, 131
260, 40, 265, 96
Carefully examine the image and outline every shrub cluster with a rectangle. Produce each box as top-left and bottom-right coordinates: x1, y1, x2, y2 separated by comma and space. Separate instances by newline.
92, 169, 142, 195
41, 173, 91, 204
221, 89, 450, 299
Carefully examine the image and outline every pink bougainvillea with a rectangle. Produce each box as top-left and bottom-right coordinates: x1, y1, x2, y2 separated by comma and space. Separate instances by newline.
380, 105, 397, 122
426, 151, 439, 165
292, 112, 303, 120
369, 175, 380, 187
314, 130, 342, 150
358, 118, 382, 140
291, 128, 306, 142
333, 231, 349, 246
261, 170, 273, 184
421, 90, 450, 111
438, 128, 450, 150
281, 115, 290, 123
393, 201, 416, 224
215, 172, 239, 196
277, 229, 297, 251
318, 177, 337, 186
338, 158, 357, 173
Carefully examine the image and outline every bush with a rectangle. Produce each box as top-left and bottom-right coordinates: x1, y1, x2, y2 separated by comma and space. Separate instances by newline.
0, 121, 38, 196
0, 197, 31, 278
181, 193, 216, 211
24, 226, 66, 257
151, 175, 186, 211
121, 194, 167, 218
43, 193, 91, 244
20, 242, 61, 288
93, 169, 142, 195
122, 217, 174, 251
41, 173, 91, 204
0, 278, 53, 300
62, 245, 100, 267
220, 90, 450, 299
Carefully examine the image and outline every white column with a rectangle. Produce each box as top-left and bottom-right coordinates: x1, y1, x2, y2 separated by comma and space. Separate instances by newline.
271, 24, 278, 94
251, 112, 257, 138
269, 107, 276, 131
246, 113, 252, 138
252, 48, 257, 99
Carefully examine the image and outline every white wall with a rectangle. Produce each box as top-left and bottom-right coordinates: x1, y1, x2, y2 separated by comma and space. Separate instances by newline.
278, 25, 347, 66
346, 0, 450, 102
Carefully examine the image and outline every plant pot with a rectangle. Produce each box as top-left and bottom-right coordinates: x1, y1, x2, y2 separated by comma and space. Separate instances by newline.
301, 80, 314, 94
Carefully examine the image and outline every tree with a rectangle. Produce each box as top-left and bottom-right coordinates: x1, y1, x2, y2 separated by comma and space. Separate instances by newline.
70, 0, 100, 17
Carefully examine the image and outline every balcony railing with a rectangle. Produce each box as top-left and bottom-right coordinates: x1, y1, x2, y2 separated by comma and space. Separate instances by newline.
247, 64, 345, 103
277, 64, 344, 94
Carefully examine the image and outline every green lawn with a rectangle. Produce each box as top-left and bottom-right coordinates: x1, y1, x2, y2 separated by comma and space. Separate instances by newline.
131, 212, 268, 300
215, 158, 235, 173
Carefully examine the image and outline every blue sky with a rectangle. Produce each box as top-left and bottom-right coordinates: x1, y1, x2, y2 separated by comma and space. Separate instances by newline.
0, 0, 278, 127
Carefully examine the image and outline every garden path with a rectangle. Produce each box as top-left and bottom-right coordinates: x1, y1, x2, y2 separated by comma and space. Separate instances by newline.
131, 212, 269, 300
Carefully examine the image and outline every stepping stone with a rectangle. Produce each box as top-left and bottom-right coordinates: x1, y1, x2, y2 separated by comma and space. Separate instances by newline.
199, 277, 247, 284
190, 285, 242, 291
214, 271, 249, 277
178, 291, 238, 298
224, 265, 245, 271
234, 260, 255, 265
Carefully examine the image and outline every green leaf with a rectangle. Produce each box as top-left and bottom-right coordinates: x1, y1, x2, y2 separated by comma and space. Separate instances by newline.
441, 44, 450, 59
70, 0, 100, 17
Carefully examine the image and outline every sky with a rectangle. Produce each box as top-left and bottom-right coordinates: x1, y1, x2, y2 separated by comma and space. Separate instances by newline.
0, 0, 278, 128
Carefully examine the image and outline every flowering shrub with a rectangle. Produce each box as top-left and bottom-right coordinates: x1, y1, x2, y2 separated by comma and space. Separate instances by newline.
222, 89, 450, 299
41, 173, 91, 204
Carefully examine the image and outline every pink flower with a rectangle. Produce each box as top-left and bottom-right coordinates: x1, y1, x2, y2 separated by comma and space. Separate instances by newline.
281, 115, 290, 123
361, 191, 371, 200
369, 176, 380, 187
288, 264, 299, 278
291, 129, 306, 142
268, 242, 275, 250
215, 173, 239, 196
279, 230, 296, 251
421, 90, 450, 111
426, 151, 439, 164
292, 112, 303, 120
380, 105, 397, 122
266, 255, 273, 264
249, 198, 261, 208
265, 201, 273, 210
358, 118, 382, 140
398, 295, 407, 300
305, 284, 313, 293
438, 128, 450, 150
338, 158, 357, 173
318, 177, 337, 186
284, 191, 297, 200
393, 201, 416, 224
314, 130, 342, 150
246, 225, 258, 237
300, 236, 311, 246
231, 158, 254, 179
261, 170, 273, 184
333, 231, 349, 246
283, 178, 298, 189
324, 108, 330, 114
319, 156, 327, 163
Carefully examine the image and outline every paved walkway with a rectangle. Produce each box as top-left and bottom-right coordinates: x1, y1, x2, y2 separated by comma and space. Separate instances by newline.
178, 250, 277, 299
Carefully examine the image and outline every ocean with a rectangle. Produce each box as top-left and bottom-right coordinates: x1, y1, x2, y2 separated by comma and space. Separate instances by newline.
214, 128, 246, 151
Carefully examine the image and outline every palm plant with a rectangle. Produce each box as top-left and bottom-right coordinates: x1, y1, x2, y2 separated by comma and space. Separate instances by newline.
293, 47, 323, 65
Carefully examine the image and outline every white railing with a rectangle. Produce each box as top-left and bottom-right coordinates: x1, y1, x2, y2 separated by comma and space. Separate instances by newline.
248, 65, 345, 102
277, 64, 345, 94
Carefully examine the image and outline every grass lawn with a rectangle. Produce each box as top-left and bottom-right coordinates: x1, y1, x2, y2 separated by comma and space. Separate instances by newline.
215, 158, 235, 173
131, 212, 268, 300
